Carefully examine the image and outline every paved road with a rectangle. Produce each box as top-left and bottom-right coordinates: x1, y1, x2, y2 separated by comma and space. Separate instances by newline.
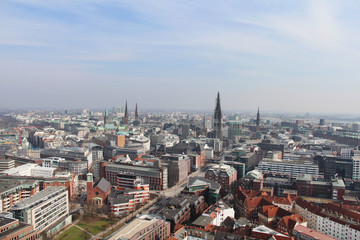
150, 168, 206, 198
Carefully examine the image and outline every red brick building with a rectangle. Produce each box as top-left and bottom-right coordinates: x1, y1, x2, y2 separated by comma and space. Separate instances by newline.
86, 173, 111, 205
42, 173, 77, 199
205, 164, 237, 194
0, 216, 38, 240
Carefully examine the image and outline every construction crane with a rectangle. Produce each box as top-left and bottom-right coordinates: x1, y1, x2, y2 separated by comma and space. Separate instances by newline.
13, 126, 40, 145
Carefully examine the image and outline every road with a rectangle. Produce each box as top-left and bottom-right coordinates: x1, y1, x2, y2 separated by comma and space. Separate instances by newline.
150, 167, 206, 198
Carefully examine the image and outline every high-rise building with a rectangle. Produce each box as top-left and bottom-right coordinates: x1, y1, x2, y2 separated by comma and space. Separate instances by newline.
353, 157, 360, 180
213, 92, 222, 139
182, 123, 190, 138
204, 115, 213, 130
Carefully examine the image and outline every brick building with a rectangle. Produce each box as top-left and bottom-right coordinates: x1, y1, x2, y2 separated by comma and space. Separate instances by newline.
101, 162, 167, 190
296, 174, 345, 200
86, 173, 111, 205
205, 164, 237, 194
0, 216, 38, 240
0, 179, 39, 212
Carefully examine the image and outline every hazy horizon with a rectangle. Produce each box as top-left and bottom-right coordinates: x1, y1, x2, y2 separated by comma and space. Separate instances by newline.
2, 1, 360, 114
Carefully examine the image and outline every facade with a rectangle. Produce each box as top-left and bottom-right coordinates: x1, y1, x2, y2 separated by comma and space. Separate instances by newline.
104, 146, 145, 160
294, 197, 360, 240
58, 160, 88, 176
0, 159, 15, 171
181, 177, 220, 205
321, 156, 353, 180
160, 154, 190, 187
0, 216, 38, 240
258, 158, 319, 179
204, 115, 213, 130
205, 164, 237, 193
160, 195, 205, 231
242, 169, 264, 191
109, 176, 149, 216
232, 150, 258, 172
11, 187, 69, 233
128, 136, 150, 152
352, 157, 360, 180
40, 147, 94, 166
86, 173, 111, 205
107, 215, 170, 240
102, 162, 168, 190
202, 201, 235, 226
41, 157, 65, 168
108, 194, 135, 216
105, 134, 126, 148
296, 175, 345, 200
0, 179, 39, 212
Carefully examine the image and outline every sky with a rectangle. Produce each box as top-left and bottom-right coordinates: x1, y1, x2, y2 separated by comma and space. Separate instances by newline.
1, 0, 360, 114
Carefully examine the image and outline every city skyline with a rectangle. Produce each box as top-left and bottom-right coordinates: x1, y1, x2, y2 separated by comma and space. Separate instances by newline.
2, 1, 360, 114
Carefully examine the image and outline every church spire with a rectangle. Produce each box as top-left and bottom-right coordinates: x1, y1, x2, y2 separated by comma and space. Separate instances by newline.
104, 109, 109, 124
123, 101, 129, 124
256, 107, 260, 129
135, 103, 139, 119
214, 92, 222, 139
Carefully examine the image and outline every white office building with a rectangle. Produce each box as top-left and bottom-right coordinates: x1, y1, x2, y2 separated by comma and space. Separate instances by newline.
42, 157, 65, 168
1, 163, 56, 178
10, 187, 69, 233
258, 158, 319, 179
352, 157, 360, 180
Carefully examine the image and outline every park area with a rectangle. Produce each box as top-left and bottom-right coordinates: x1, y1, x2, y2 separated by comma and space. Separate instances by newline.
57, 226, 91, 240
56, 217, 118, 240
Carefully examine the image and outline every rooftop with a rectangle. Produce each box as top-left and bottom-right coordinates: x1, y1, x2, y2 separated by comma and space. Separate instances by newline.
252, 225, 287, 237
11, 187, 65, 210
293, 225, 337, 240
108, 216, 164, 240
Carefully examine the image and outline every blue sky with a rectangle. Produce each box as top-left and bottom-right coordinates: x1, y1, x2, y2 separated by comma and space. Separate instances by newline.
1, 0, 360, 114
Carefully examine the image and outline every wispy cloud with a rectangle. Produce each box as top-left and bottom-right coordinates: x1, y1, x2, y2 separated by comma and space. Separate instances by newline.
1, 0, 360, 113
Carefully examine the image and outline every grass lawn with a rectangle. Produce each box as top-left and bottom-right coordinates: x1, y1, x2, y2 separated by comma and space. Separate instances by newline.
57, 226, 91, 240
77, 217, 117, 235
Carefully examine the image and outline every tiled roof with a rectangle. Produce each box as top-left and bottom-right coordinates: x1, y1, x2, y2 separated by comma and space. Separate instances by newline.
94, 177, 111, 194
293, 225, 337, 240
277, 214, 305, 232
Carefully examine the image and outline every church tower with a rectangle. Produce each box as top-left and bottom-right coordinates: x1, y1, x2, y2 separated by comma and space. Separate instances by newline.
256, 107, 260, 130
123, 101, 129, 124
135, 103, 139, 119
104, 109, 109, 124
214, 92, 222, 139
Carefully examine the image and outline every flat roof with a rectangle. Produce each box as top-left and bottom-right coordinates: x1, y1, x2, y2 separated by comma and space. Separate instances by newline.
108, 217, 161, 240
192, 215, 213, 227
106, 163, 161, 173
11, 187, 65, 210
